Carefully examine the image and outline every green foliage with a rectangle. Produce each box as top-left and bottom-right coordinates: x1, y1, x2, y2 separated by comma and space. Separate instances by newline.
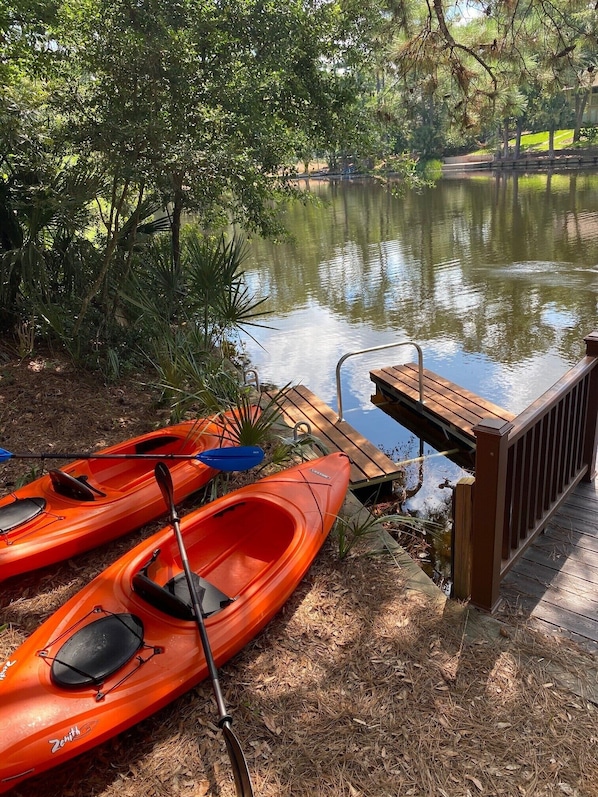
145, 333, 242, 421
579, 127, 598, 144
334, 512, 387, 560
183, 231, 270, 343
1, 0, 380, 368
416, 159, 443, 180
14, 464, 43, 489
334, 511, 437, 561
381, 0, 597, 154
118, 230, 271, 414
217, 385, 291, 448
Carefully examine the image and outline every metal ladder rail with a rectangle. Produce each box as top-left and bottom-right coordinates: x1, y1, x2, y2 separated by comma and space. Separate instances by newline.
335, 341, 424, 423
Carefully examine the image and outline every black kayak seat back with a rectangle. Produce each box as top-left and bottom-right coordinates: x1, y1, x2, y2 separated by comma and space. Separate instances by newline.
0, 497, 46, 534
133, 568, 233, 620
50, 613, 144, 688
49, 469, 97, 501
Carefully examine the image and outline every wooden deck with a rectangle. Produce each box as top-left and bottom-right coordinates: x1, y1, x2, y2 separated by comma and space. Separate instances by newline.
499, 478, 598, 654
268, 385, 404, 491
370, 363, 516, 449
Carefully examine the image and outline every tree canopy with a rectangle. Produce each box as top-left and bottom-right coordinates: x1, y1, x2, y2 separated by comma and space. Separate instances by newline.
382, 0, 597, 153
1, 0, 381, 357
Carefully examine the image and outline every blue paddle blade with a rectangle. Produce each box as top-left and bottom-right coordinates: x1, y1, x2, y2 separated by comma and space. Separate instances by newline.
0, 448, 13, 462
196, 446, 264, 471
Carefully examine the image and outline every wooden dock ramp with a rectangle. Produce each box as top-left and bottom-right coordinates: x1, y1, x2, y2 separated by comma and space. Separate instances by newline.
499, 477, 598, 654
268, 385, 404, 491
370, 363, 516, 449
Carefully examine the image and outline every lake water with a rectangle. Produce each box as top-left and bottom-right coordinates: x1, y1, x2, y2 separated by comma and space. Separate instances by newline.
239, 172, 598, 575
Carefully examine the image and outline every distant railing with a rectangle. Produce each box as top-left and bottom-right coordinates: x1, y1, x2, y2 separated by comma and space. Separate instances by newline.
453, 331, 598, 611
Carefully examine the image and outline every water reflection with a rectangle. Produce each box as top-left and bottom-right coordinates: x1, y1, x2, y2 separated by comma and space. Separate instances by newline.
243, 173, 598, 408
240, 172, 598, 557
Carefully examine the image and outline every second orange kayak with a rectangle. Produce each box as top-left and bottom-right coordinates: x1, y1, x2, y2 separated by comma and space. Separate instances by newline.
0, 414, 245, 582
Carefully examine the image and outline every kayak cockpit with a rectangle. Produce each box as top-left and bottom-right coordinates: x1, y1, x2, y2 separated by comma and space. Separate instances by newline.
86, 433, 202, 491
49, 469, 102, 501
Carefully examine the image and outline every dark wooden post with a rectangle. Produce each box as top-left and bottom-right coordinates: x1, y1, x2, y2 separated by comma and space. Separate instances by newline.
583, 331, 598, 481
471, 417, 513, 612
452, 476, 475, 600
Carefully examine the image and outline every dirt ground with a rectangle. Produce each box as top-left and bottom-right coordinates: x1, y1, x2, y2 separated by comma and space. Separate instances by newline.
1, 354, 598, 797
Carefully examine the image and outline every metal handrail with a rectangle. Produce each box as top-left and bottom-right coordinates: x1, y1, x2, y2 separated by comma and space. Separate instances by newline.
335, 341, 424, 422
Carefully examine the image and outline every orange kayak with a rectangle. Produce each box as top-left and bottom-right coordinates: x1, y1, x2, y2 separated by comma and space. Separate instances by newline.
0, 452, 350, 793
0, 416, 241, 582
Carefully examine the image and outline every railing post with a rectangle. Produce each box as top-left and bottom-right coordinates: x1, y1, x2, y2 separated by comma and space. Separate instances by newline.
583, 331, 598, 481
470, 417, 513, 612
452, 476, 475, 600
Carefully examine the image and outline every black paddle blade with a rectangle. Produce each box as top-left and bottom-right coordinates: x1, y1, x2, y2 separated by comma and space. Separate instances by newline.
223, 723, 254, 797
154, 462, 175, 512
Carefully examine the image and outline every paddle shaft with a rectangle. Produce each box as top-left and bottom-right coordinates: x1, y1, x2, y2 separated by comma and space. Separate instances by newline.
3, 451, 231, 461
154, 463, 254, 797
0, 446, 264, 472
171, 505, 230, 721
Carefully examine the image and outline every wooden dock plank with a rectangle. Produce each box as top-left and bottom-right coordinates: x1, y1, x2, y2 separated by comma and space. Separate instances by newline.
520, 543, 598, 583
500, 478, 598, 653
543, 527, 598, 554
269, 385, 404, 490
390, 363, 512, 419
503, 563, 598, 617
372, 363, 514, 430
375, 365, 486, 428
291, 386, 395, 472
370, 363, 515, 446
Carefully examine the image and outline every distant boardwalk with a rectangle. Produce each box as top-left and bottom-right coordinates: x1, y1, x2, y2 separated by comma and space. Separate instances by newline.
442, 147, 598, 173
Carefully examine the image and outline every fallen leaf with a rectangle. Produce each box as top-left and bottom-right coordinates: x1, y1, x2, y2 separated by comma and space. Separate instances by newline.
465, 774, 484, 791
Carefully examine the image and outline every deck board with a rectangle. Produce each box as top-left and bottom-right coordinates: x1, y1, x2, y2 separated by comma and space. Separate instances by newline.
370, 363, 515, 447
500, 479, 598, 653
268, 385, 404, 490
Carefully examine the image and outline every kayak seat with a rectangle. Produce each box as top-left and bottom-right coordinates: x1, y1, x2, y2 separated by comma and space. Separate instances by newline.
132, 550, 233, 620
0, 497, 46, 534
50, 612, 144, 688
49, 469, 96, 501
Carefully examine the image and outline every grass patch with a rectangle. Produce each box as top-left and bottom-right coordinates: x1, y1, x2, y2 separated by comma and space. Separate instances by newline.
475, 129, 578, 155
513, 129, 574, 151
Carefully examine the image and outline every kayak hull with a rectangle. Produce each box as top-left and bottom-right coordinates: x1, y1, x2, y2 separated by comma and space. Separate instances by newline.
0, 417, 235, 582
0, 453, 350, 793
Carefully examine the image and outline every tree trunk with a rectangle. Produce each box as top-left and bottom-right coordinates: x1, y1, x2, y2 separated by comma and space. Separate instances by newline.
171, 172, 184, 272
548, 127, 555, 158
502, 120, 510, 157
514, 119, 523, 158
573, 91, 590, 142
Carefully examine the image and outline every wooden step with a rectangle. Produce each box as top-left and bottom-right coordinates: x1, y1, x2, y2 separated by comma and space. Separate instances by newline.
268, 385, 404, 490
370, 363, 515, 448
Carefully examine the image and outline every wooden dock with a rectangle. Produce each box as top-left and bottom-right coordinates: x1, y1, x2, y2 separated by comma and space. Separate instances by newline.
499, 478, 598, 654
370, 362, 516, 449
269, 385, 404, 492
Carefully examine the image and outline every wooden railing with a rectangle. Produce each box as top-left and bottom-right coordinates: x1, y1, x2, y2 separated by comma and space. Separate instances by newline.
453, 331, 598, 611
